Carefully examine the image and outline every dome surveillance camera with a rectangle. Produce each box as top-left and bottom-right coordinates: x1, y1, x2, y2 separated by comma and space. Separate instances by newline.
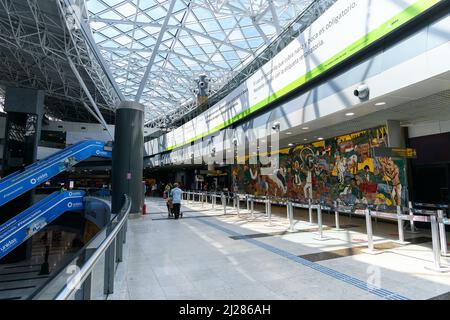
271, 122, 281, 131
354, 84, 370, 99
199, 81, 206, 88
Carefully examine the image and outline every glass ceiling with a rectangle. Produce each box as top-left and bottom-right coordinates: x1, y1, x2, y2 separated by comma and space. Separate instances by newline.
86, 0, 315, 121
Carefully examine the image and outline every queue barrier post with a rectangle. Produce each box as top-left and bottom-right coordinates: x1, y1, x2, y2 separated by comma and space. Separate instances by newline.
222, 193, 227, 215
407, 201, 420, 234
288, 200, 295, 232
362, 208, 381, 255
251, 196, 254, 219
425, 214, 450, 272
313, 204, 330, 241
236, 195, 240, 217
437, 210, 449, 257
267, 197, 272, 226
308, 198, 313, 224
396, 206, 409, 245
334, 201, 343, 231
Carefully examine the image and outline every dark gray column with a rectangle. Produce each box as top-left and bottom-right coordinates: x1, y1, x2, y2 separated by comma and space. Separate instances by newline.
0, 87, 44, 263
111, 101, 144, 214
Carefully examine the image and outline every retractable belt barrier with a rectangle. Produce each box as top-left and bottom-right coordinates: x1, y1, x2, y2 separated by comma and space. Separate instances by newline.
184, 191, 449, 272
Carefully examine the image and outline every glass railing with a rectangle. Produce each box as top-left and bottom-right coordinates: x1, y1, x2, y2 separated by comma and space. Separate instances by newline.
30, 194, 131, 300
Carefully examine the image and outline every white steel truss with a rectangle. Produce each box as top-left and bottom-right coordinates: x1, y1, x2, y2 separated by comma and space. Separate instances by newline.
86, 0, 317, 124
0, 0, 121, 123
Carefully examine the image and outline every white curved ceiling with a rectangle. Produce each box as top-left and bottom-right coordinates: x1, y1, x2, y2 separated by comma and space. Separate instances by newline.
86, 0, 314, 121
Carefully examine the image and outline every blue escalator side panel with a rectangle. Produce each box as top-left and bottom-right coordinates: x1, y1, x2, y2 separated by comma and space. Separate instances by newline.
0, 190, 85, 260
0, 192, 60, 235
0, 140, 111, 207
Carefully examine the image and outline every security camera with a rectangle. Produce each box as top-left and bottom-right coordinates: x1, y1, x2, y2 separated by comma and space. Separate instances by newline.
199, 81, 206, 88
272, 122, 281, 131
232, 138, 238, 146
354, 84, 370, 99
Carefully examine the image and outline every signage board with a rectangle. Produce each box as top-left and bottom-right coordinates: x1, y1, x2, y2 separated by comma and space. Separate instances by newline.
372, 147, 417, 158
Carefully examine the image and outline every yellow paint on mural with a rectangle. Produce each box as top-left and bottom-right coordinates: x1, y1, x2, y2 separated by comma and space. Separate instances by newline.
357, 158, 375, 172
312, 141, 325, 148
336, 130, 366, 144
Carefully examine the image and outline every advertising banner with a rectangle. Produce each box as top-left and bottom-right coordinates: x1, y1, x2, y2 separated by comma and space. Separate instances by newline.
160, 0, 442, 151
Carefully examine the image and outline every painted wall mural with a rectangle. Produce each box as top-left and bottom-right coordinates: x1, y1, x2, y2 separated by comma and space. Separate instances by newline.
232, 127, 407, 207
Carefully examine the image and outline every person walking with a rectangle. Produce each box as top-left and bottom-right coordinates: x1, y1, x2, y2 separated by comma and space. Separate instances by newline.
170, 182, 183, 219
163, 184, 172, 215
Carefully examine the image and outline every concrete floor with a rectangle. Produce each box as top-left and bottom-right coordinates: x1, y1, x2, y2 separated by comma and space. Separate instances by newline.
107, 197, 450, 300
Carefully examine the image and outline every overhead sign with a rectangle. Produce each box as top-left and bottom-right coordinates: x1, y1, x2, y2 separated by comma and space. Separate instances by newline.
154, 0, 442, 152
372, 147, 417, 158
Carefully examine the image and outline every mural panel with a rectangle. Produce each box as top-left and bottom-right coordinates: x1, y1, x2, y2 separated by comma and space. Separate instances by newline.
232, 127, 407, 207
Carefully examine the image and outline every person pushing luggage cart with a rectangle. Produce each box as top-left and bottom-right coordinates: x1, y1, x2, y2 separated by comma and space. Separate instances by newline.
170, 183, 183, 219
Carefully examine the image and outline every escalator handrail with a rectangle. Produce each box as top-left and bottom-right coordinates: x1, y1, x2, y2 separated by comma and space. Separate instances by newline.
0, 140, 88, 182
54, 194, 131, 300
0, 140, 105, 189
0, 141, 111, 207
0, 192, 60, 235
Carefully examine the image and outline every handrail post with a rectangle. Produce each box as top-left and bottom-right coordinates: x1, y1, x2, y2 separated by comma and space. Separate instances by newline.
396, 206, 408, 245
251, 196, 254, 219
437, 210, 449, 257
104, 224, 116, 295
246, 195, 250, 212
267, 196, 272, 226
236, 195, 240, 217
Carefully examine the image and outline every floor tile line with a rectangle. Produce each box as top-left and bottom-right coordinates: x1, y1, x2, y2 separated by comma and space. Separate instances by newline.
195, 217, 411, 300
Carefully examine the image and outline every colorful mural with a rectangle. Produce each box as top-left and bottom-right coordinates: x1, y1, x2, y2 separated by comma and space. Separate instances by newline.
232, 127, 407, 207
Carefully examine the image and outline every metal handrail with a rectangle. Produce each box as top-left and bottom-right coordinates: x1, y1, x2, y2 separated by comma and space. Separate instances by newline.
55, 194, 131, 300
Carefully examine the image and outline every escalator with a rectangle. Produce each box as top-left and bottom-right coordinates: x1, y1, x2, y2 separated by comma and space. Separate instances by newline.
0, 140, 111, 207
0, 190, 85, 260
0, 140, 112, 298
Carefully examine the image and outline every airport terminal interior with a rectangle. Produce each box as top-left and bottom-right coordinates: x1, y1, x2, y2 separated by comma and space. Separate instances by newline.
0, 0, 449, 302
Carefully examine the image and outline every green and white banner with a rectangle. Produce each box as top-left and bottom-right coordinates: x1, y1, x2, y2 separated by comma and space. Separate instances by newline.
161, 0, 442, 152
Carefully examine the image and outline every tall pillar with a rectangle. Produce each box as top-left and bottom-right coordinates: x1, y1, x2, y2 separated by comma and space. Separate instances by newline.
111, 101, 144, 214
0, 88, 44, 263
386, 120, 405, 148
386, 120, 410, 204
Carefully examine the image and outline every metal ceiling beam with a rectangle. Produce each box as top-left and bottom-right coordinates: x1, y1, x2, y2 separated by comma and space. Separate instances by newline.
89, 17, 253, 54
68, 56, 113, 139
135, 0, 177, 102
268, 0, 281, 34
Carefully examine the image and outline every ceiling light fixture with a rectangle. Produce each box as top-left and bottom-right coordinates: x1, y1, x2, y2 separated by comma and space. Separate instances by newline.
345, 112, 355, 116
375, 102, 386, 106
